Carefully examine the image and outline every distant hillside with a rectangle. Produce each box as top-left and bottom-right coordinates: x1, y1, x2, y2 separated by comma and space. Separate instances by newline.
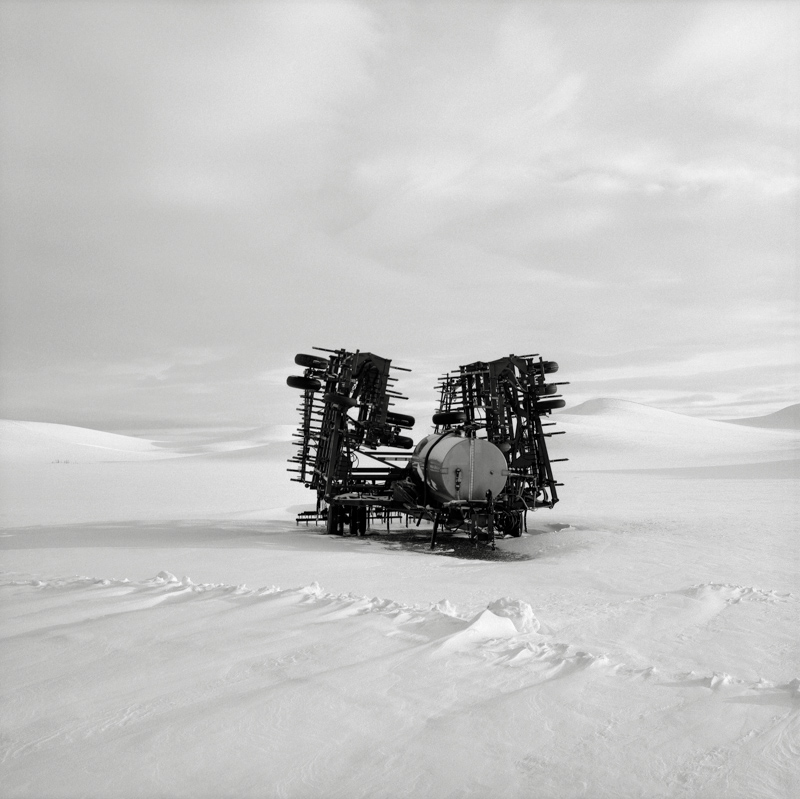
560, 398, 684, 418
0, 419, 171, 463
0, 420, 301, 464
724, 404, 800, 430
547, 398, 800, 471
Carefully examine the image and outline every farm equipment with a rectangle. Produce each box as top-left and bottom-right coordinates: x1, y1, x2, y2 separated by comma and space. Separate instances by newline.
287, 348, 567, 549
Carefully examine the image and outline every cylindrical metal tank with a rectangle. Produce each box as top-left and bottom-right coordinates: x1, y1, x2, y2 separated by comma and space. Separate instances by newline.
411, 433, 508, 504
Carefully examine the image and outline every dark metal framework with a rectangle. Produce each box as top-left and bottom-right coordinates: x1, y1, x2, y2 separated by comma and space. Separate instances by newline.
288, 347, 415, 535
428, 355, 568, 545
287, 348, 567, 547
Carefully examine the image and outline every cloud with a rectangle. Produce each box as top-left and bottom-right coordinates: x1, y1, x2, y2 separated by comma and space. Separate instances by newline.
102, 348, 232, 381
0, 1, 797, 429
653, 1, 800, 128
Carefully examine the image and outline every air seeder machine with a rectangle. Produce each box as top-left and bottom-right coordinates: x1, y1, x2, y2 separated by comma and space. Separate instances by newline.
287, 348, 567, 549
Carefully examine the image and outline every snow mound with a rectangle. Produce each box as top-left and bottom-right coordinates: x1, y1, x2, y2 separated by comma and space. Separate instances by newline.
726, 403, 800, 430
0, 419, 173, 463
464, 609, 519, 638
432, 599, 459, 616
148, 570, 180, 584
561, 398, 677, 417
486, 597, 540, 632
707, 672, 738, 690
679, 583, 790, 604
0, 420, 299, 466
548, 398, 800, 470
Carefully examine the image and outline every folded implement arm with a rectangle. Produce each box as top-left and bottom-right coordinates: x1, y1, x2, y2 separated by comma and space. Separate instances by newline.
432, 355, 568, 537
287, 348, 414, 534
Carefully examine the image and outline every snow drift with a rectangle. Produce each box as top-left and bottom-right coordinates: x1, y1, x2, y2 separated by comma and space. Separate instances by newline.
551, 398, 799, 470
2, 571, 797, 798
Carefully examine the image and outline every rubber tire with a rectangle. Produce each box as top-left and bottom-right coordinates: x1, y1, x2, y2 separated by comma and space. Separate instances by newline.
324, 393, 358, 409
295, 353, 327, 370
540, 361, 559, 374
503, 514, 522, 538
326, 505, 343, 536
385, 412, 415, 428
432, 410, 466, 426
536, 398, 566, 412
382, 434, 414, 449
538, 384, 559, 396
287, 375, 321, 391
349, 506, 367, 536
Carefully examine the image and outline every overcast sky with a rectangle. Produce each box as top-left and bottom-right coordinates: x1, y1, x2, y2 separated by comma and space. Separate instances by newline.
1, 1, 798, 431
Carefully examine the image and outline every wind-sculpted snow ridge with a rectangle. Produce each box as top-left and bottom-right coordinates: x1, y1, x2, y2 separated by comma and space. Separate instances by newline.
622, 581, 795, 609
4, 572, 796, 697
4, 570, 799, 799
679, 582, 793, 603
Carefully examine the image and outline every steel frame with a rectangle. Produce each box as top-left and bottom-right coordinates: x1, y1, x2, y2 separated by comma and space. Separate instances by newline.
287, 349, 567, 547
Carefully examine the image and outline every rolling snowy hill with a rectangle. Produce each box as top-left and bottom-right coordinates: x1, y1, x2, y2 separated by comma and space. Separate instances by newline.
0, 419, 171, 463
724, 403, 800, 430
1, 404, 798, 798
550, 398, 799, 471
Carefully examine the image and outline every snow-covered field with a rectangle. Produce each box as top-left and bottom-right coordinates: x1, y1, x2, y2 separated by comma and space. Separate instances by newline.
1, 402, 798, 798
